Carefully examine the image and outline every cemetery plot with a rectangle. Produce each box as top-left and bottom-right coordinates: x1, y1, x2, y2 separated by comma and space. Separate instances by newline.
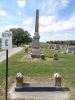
0, 47, 75, 99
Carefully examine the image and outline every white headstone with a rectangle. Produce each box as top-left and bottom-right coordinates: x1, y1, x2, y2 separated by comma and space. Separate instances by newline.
66, 46, 75, 53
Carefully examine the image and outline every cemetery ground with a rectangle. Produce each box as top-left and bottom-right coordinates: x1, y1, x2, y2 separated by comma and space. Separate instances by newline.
0, 48, 75, 99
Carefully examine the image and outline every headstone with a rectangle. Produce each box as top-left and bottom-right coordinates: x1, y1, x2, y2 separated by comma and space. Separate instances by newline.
54, 44, 60, 50
54, 73, 61, 87
31, 9, 40, 58
16, 72, 23, 87
14, 73, 69, 92
49, 44, 54, 49
66, 46, 75, 53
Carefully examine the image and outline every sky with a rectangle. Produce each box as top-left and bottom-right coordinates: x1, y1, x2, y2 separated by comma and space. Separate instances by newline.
0, 0, 75, 42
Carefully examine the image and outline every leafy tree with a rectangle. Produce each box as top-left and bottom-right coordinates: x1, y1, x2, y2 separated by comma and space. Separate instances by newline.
9, 28, 32, 47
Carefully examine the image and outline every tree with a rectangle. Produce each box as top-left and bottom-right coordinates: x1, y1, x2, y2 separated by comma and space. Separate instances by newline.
10, 28, 32, 47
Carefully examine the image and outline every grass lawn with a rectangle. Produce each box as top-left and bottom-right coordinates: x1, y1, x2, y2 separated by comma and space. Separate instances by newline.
0, 48, 75, 99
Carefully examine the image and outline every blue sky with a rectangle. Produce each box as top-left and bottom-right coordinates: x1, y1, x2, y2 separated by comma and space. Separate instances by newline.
0, 0, 75, 42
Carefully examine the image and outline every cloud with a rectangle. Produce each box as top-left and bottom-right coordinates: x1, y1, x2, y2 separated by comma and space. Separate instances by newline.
40, 30, 75, 42
39, 16, 54, 26
23, 18, 34, 36
0, 24, 20, 37
38, 13, 75, 41
17, 0, 26, 8
59, 0, 70, 8
43, 0, 70, 14
23, 18, 33, 25
0, 10, 6, 16
39, 13, 75, 33
54, 0, 70, 9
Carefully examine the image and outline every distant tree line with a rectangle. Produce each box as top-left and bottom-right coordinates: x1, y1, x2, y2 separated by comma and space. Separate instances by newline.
9, 28, 32, 47
47, 40, 75, 45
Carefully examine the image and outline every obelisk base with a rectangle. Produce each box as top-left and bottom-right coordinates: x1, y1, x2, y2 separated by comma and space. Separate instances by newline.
31, 48, 40, 58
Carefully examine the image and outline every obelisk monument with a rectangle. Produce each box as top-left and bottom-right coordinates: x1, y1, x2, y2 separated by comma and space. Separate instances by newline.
31, 9, 40, 58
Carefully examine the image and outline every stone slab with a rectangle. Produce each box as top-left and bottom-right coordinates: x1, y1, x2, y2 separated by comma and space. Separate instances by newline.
15, 83, 69, 92
8, 83, 70, 100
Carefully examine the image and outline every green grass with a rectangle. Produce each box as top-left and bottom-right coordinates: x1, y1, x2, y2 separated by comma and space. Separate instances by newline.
0, 48, 75, 85
0, 48, 75, 99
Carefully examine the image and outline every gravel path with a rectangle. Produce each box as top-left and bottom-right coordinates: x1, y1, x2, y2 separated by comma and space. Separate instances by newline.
0, 47, 24, 62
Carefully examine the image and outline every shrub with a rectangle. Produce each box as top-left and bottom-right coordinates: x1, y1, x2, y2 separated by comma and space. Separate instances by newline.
53, 54, 59, 60
41, 54, 45, 60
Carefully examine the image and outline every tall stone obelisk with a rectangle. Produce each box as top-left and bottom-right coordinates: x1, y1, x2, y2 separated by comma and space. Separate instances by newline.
31, 9, 40, 58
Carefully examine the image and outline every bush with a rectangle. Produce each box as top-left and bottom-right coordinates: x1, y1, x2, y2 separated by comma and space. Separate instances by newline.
41, 54, 45, 60
53, 54, 59, 60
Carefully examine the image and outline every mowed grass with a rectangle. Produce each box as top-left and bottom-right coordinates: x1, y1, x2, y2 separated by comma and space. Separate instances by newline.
0, 48, 75, 85
0, 48, 75, 99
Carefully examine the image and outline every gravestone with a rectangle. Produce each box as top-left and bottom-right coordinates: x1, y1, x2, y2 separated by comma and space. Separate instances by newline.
66, 46, 75, 53
54, 44, 60, 50
15, 72, 69, 92
16, 72, 23, 87
31, 9, 40, 58
54, 73, 61, 87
